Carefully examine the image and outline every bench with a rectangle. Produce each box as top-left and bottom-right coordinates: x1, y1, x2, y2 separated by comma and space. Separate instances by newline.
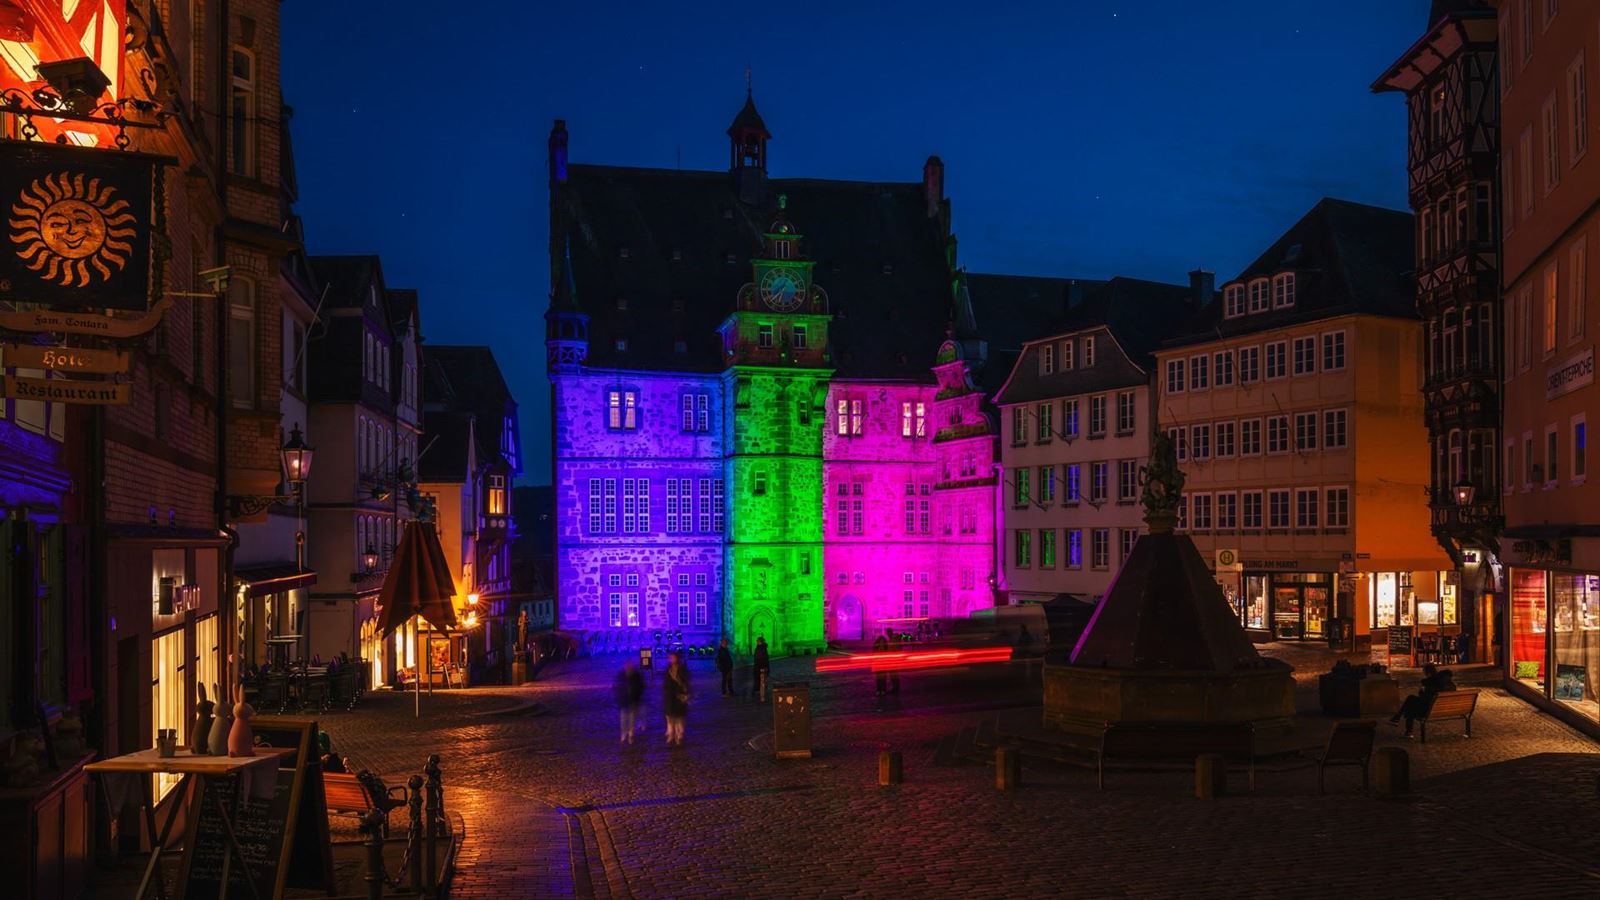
323, 770, 408, 836
1417, 689, 1479, 743
1096, 722, 1256, 791
1315, 720, 1376, 794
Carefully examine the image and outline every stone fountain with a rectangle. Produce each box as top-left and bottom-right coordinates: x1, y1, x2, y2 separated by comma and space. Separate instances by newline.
1043, 432, 1295, 735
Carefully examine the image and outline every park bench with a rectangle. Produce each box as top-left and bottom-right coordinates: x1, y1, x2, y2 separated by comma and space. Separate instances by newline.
1416, 689, 1479, 743
324, 770, 408, 836
1096, 721, 1255, 791
1315, 720, 1376, 794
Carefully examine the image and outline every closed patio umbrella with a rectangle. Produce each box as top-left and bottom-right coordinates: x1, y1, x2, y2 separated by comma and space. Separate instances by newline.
376, 520, 459, 716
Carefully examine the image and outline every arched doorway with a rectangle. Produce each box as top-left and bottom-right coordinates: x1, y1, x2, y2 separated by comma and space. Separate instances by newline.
746, 608, 776, 653
835, 595, 863, 642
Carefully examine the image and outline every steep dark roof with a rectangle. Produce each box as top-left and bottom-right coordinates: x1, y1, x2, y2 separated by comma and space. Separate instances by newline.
309, 256, 379, 310
553, 164, 955, 380
963, 273, 1105, 392
992, 276, 1199, 406
419, 410, 474, 482
727, 92, 770, 137
1163, 198, 1414, 349
421, 345, 519, 480
307, 255, 392, 405
1429, 0, 1492, 28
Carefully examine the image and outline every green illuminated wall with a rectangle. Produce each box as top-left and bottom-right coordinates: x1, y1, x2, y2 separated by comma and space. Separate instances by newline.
723, 367, 827, 654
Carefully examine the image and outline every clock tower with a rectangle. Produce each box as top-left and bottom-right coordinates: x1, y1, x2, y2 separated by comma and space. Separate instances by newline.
718, 196, 832, 655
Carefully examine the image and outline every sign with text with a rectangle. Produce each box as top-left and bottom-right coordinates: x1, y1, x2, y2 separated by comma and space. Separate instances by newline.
1215, 548, 1242, 572
0, 142, 163, 311
0, 342, 129, 374
0, 374, 129, 405
1547, 346, 1595, 400
1387, 625, 1415, 665
0, 296, 170, 337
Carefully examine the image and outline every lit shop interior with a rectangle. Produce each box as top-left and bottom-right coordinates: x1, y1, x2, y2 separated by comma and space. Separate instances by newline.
1509, 569, 1600, 723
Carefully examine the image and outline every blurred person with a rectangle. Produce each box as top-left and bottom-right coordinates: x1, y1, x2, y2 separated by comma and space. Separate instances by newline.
615, 661, 644, 745
663, 652, 690, 745
716, 638, 735, 696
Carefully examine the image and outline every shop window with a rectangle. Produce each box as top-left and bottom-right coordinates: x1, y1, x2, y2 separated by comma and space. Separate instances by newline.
153, 628, 186, 800
1511, 569, 1548, 687
1242, 575, 1268, 631
1552, 573, 1600, 720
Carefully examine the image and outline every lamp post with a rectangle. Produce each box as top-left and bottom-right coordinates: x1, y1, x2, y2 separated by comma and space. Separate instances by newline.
281, 423, 315, 571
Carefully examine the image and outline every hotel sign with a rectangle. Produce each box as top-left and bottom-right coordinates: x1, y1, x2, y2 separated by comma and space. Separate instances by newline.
0, 342, 130, 374
0, 374, 130, 405
1546, 347, 1594, 400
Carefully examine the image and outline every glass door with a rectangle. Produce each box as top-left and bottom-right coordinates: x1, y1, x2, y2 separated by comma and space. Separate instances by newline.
1304, 587, 1330, 639
1273, 587, 1302, 639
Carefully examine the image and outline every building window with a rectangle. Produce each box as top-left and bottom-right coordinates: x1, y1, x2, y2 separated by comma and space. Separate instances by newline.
1573, 415, 1588, 483
1215, 420, 1236, 457
752, 469, 769, 497
608, 593, 622, 627
1012, 468, 1031, 508
1172, 425, 1188, 461
1011, 406, 1028, 445
1065, 464, 1081, 503
1266, 415, 1290, 454
1312, 411, 1342, 452
1248, 278, 1269, 313
682, 393, 710, 432
1240, 418, 1261, 456
1214, 350, 1235, 387
1039, 466, 1057, 504
1547, 424, 1560, 486
1062, 399, 1080, 437
1090, 462, 1108, 503
1061, 339, 1075, 370
1120, 528, 1139, 562
1118, 460, 1137, 502
1083, 336, 1096, 367
1014, 530, 1032, 568
793, 324, 808, 349
1190, 494, 1212, 531
758, 323, 774, 348
1216, 492, 1237, 530
1089, 395, 1107, 436
1294, 412, 1318, 452
1570, 54, 1588, 161
1090, 529, 1110, 570
1224, 284, 1245, 318
1272, 273, 1296, 308
1190, 355, 1209, 390
1292, 336, 1316, 375
1265, 341, 1287, 379
1295, 489, 1319, 529
1238, 346, 1260, 383
1035, 402, 1052, 442
1322, 331, 1347, 371
1325, 487, 1350, 529
1242, 491, 1263, 530
836, 399, 863, 436
1545, 262, 1560, 354
668, 478, 690, 533
1116, 392, 1135, 434
227, 277, 255, 408
620, 478, 650, 533
588, 478, 617, 533
1544, 92, 1562, 194
1268, 489, 1291, 529
1520, 126, 1535, 216
488, 474, 507, 516
607, 389, 639, 430
1040, 529, 1057, 568
1191, 423, 1211, 460
1067, 529, 1083, 568
1040, 343, 1056, 374
1570, 239, 1588, 340
1165, 359, 1186, 394
1525, 432, 1537, 488
229, 46, 256, 177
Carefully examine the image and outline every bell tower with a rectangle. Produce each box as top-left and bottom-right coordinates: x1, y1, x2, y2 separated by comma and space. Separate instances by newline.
727, 89, 770, 205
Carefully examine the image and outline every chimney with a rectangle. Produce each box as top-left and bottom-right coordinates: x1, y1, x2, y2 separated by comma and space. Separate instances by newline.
1066, 279, 1086, 310
548, 119, 569, 188
1189, 269, 1215, 308
923, 156, 944, 219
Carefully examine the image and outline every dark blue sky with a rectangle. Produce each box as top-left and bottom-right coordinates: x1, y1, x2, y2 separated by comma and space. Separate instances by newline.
281, 0, 1426, 484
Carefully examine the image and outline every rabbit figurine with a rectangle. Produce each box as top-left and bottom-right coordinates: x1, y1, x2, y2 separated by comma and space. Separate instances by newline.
208, 682, 231, 756
192, 684, 215, 754
228, 683, 256, 757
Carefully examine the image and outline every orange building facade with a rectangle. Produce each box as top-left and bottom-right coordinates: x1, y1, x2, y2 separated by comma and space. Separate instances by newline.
1495, 0, 1600, 730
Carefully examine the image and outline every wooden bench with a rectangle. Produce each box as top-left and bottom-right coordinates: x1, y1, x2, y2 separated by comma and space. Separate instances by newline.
323, 770, 408, 836
1417, 689, 1479, 743
1316, 720, 1376, 794
1096, 722, 1256, 791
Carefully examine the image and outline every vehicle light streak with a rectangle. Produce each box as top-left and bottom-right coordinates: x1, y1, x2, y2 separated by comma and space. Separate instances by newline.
814, 646, 1013, 673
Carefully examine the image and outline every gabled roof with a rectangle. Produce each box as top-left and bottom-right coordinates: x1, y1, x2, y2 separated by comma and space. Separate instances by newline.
422, 345, 520, 479
963, 273, 1104, 392
1162, 198, 1414, 350
1372, 0, 1496, 94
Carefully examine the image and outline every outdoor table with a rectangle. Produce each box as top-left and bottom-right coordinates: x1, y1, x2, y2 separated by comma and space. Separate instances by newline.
264, 636, 300, 671
85, 747, 292, 900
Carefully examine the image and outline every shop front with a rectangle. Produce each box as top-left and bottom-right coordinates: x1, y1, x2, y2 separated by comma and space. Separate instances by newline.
1506, 565, 1600, 733
1218, 560, 1341, 643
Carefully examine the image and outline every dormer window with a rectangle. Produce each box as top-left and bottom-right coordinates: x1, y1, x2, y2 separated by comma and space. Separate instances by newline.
1040, 343, 1057, 375
1062, 339, 1075, 370
616, 297, 628, 311
618, 246, 630, 260
1223, 284, 1246, 318
1083, 335, 1096, 367
1248, 278, 1270, 313
1272, 273, 1296, 309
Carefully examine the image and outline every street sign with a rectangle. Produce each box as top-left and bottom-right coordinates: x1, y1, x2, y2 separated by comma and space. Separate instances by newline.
0, 296, 170, 338
0, 342, 130, 374
1215, 548, 1242, 572
0, 374, 130, 405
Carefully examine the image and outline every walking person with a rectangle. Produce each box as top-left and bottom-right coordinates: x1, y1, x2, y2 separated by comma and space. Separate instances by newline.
716, 638, 735, 696
872, 630, 890, 697
663, 652, 690, 745
615, 661, 644, 745
752, 636, 771, 702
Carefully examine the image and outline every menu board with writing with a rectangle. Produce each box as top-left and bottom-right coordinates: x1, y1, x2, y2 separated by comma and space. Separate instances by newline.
178, 717, 332, 899
1387, 625, 1415, 663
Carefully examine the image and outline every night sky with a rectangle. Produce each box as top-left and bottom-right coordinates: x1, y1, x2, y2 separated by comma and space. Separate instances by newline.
281, 0, 1426, 485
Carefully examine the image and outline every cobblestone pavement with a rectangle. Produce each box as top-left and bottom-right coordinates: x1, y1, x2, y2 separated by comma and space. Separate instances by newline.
319, 646, 1600, 899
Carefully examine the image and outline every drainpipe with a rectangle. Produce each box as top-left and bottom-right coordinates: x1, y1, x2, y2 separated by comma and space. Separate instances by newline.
215, 0, 234, 685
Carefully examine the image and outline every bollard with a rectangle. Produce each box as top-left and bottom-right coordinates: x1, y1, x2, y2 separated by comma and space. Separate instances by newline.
407, 774, 425, 890
423, 765, 438, 896
1194, 753, 1226, 799
879, 750, 903, 786
426, 753, 447, 837
1374, 746, 1410, 797
996, 746, 1021, 791
360, 809, 386, 900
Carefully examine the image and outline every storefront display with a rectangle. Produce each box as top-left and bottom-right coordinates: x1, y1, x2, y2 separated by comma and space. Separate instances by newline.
1243, 575, 1267, 631
1550, 574, 1599, 721
1510, 569, 1547, 686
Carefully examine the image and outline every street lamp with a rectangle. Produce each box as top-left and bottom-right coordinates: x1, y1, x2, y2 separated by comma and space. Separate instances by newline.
281, 423, 314, 485
1452, 478, 1476, 507
362, 544, 380, 572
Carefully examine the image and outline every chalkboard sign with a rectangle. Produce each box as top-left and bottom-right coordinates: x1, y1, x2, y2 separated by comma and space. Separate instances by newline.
1387, 625, 1415, 661
178, 717, 332, 899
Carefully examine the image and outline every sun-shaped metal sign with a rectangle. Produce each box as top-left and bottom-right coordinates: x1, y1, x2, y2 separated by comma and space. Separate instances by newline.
9, 172, 137, 287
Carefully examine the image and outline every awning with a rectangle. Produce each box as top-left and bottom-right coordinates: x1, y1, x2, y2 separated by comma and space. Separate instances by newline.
234, 563, 317, 597
375, 521, 458, 636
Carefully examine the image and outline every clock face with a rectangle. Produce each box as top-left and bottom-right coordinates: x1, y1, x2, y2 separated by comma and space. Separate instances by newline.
760, 268, 805, 312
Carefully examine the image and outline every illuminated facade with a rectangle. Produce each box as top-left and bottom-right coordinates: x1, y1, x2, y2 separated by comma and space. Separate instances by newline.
547, 96, 1001, 654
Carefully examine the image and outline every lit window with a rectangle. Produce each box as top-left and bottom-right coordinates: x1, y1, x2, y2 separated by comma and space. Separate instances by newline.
487, 474, 507, 516
607, 389, 638, 430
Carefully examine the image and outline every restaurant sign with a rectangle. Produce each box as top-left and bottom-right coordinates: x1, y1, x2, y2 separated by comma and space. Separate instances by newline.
0, 374, 130, 405
1547, 347, 1594, 400
0, 142, 163, 311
